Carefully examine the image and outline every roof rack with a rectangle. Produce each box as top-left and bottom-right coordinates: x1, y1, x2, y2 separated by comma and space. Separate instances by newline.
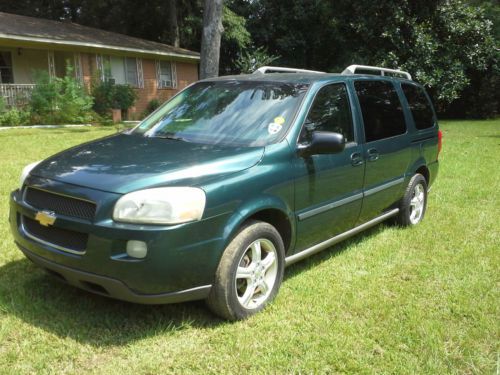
342, 65, 412, 80
254, 66, 324, 74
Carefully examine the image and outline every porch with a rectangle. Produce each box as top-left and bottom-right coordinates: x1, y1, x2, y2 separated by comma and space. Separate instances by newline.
0, 84, 36, 106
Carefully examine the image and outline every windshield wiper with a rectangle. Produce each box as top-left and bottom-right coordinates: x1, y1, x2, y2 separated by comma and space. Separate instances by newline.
151, 133, 189, 142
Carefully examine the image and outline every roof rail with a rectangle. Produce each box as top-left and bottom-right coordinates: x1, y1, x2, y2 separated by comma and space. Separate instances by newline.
254, 66, 324, 74
342, 65, 412, 80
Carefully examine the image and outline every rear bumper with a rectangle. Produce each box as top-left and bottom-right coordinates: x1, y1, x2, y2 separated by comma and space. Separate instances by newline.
18, 244, 211, 304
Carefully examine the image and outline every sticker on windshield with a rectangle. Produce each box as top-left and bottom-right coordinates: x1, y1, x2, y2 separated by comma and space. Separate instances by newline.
268, 122, 283, 135
274, 116, 285, 125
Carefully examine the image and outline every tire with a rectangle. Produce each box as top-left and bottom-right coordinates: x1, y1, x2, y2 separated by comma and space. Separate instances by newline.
395, 173, 428, 227
206, 220, 285, 321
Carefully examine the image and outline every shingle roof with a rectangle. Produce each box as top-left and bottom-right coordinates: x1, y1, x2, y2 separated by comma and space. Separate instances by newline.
0, 12, 199, 60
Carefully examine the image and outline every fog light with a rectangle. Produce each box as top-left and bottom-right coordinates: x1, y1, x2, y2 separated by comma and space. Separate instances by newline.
126, 240, 148, 259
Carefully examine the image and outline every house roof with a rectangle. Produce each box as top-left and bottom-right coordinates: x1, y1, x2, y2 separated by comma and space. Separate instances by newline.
0, 12, 199, 60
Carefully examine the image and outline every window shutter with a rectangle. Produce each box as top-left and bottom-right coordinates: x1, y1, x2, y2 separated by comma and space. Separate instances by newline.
96, 55, 104, 81
172, 62, 177, 89
74, 53, 83, 83
136, 58, 144, 88
47, 51, 55, 79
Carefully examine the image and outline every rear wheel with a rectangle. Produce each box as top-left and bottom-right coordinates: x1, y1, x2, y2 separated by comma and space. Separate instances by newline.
206, 220, 285, 320
395, 173, 428, 226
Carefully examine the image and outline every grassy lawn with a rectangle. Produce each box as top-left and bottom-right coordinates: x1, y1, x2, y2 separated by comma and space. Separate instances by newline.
0, 120, 498, 374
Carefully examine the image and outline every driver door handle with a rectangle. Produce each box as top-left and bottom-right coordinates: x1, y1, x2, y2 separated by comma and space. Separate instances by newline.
367, 148, 379, 162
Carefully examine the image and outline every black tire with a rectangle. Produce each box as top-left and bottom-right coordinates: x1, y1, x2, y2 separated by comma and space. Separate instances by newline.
206, 220, 285, 321
395, 173, 428, 227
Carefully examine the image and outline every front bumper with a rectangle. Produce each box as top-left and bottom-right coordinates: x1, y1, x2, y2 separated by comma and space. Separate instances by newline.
18, 244, 211, 304
9, 178, 230, 303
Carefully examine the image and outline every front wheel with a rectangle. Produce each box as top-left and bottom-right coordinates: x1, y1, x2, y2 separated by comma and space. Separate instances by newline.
206, 220, 285, 320
395, 173, 428, 226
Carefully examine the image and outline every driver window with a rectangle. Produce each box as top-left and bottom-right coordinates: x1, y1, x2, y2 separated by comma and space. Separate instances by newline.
299, 83, 354, 144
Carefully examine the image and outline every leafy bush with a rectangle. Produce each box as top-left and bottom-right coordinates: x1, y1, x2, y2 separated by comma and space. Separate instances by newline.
30, 67, 94, 124
0, 108, 30, 126
0, 96, 5, 113
141, 99, 162, 118
91, 80, 137, 116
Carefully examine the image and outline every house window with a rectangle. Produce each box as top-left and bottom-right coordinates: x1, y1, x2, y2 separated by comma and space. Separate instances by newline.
98, 55, 141, 87
0, 51, 14, 83
156, 60, 176, 88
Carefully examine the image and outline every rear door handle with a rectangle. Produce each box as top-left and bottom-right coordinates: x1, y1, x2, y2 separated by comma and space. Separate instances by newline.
367, 148, 379, 162
350, 152, 364, 166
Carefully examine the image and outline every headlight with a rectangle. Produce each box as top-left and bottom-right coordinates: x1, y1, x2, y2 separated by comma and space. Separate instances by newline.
20, 160, 41, 187
113, 187, 206, 224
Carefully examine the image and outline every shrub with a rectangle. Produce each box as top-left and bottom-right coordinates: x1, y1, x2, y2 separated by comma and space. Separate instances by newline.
0, 96, 5, 113
30, 66, 94, 124
141, 98, 162, 118
91, 80, 137, 116
0, 108, 30, 126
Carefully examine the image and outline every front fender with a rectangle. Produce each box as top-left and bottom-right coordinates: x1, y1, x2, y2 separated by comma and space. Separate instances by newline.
221, 194, 296, 255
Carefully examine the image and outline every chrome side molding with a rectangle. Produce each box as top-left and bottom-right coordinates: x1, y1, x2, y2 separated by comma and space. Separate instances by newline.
285, 208, 400, 266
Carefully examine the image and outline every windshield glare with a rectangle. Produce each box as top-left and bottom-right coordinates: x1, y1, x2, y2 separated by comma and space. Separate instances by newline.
132, 80, 309, 147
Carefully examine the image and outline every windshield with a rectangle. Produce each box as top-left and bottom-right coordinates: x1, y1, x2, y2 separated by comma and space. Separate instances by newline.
132, 80, 309, 147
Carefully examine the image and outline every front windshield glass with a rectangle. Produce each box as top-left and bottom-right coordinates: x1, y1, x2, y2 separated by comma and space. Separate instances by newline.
132, 80, 309, 147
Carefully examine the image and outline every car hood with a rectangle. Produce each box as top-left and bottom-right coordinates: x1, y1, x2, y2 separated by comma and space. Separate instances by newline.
31, 133, 264, 194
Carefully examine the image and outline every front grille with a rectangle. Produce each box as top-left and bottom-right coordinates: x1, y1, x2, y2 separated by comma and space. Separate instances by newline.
22, 216, 88, 253
25, 187, 96, 221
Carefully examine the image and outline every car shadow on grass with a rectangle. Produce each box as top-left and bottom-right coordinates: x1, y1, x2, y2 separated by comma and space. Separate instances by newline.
0, 223, 388, 346
0, 258, 223, 347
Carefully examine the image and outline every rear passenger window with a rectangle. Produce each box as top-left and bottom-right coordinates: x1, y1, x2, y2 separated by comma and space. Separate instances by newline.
401, 83, 435, 129
300, 83, 354, 143
354, 81, 406, 142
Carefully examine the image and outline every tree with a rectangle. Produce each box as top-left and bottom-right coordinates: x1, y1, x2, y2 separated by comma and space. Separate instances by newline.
200, 0, 224, 79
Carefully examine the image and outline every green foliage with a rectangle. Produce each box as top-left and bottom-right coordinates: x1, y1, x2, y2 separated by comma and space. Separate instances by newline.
112, 84, 137, 110
30, 66, 94, 124
0, 108, 30, 126
91, 80, 137, 115
235, 46, 280, 74
0, 96, 6, 113
141, 98, 162, 118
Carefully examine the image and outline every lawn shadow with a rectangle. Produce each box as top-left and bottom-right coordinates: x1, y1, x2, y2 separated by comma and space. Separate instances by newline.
0, 258, 223, 347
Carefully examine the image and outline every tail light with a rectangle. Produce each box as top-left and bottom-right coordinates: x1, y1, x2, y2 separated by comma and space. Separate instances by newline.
437, 130, 443, 158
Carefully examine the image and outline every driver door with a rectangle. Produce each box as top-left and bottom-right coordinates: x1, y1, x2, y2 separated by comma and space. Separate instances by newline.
293, 83, 365, 253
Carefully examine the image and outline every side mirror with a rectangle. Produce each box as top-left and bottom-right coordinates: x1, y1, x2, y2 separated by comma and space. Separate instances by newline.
299, 131, 346, 156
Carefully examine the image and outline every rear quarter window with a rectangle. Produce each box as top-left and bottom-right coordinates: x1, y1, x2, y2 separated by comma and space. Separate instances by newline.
354, 80, 406, 142
401, 83, 435, 130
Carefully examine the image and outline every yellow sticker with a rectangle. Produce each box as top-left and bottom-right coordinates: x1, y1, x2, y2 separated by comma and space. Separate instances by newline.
274, 116, 285, 125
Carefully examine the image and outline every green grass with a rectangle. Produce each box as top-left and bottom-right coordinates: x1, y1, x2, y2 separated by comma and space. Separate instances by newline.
0, 120, 498, 374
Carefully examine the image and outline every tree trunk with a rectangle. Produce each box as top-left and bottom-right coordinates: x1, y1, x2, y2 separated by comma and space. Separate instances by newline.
200, 0, 224, 79
168, 0, 180, 48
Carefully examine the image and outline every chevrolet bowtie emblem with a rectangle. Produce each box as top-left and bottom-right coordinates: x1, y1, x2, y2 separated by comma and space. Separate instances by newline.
35, 211, 56, 227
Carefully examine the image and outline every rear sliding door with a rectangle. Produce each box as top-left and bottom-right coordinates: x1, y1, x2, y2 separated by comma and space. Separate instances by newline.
353, 80, 411, 224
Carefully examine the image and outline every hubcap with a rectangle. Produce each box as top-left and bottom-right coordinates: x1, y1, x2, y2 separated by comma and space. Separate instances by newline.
235, 238, 278, 309
409, 183, 425, 224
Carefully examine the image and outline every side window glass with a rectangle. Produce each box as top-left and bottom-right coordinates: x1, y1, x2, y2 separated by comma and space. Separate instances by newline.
300, 83, 354, 143
401, 83, 435, 129
354, 80, 406, 142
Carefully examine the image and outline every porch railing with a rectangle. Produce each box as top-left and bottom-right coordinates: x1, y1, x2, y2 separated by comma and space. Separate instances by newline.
0, 84, 37, 107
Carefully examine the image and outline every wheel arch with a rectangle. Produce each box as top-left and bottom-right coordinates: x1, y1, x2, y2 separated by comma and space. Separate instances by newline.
221, 196, 296, 256
407, 157, 430, 185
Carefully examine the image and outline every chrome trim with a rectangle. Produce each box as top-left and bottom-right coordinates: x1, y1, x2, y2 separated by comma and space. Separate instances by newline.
20, 217, 86, 255
364, 177, 405, 197
298, 193, 363, 221
285, 208, 399, 266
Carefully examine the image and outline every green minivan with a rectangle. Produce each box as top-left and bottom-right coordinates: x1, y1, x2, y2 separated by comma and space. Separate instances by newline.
10, 65, 441, 320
